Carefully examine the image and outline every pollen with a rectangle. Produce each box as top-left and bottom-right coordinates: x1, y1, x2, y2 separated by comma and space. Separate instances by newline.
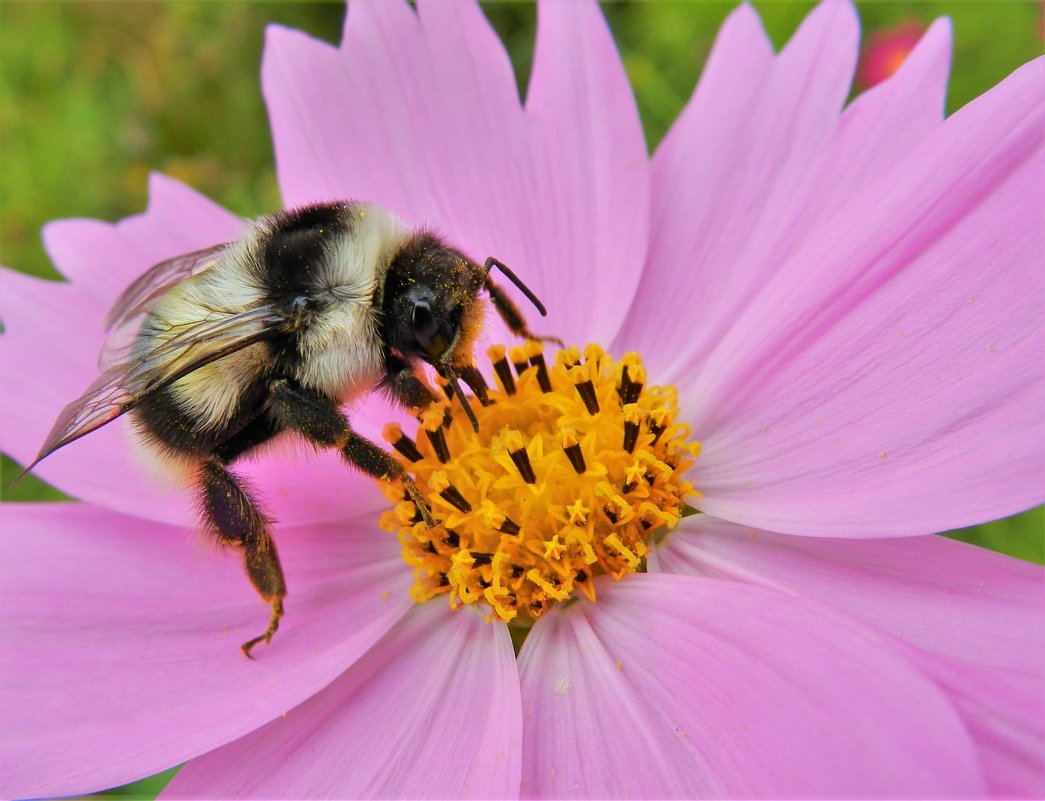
380, 343, 700, 625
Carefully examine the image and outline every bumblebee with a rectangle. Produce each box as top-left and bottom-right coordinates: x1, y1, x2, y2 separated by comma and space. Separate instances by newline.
28, 201, 551, 656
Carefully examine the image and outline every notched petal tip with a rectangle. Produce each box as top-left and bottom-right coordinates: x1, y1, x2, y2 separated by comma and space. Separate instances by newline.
866, 15, 952, 116
725, 2, 772, 49
788, 0, 860, 69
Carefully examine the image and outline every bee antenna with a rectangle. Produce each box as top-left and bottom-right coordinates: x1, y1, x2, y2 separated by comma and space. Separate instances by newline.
484, 257, 547, 317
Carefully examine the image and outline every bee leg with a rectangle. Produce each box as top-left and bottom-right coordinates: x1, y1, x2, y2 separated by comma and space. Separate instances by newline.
268, 377, 436, 527
455, 364, 491, 406
484, 276, 563, 347
202, 423, 287, 658
381, 353, 439, 411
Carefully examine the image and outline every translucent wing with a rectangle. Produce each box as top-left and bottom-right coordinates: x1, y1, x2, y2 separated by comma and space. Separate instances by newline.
28, 305, 285, 472
100, 244, 229, 371
105, 244, 228, 330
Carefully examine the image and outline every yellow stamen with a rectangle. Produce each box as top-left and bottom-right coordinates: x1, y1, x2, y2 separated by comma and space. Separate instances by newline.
543, 535, 566, 560
379, 343, 700, 624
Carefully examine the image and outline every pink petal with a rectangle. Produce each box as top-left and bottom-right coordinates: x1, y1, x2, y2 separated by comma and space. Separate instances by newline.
689, 58, 1045, 535
656, 516, 1044, 664
800, 17, 951, 242
523, 0, 649, 344
164, 603, 522, 799
0, 503, 411, 799
42, 173, 244, 304
266, 0, 518, 214
617, 0, 866, 378
919, 653, 1045, 797
1, 175, 241, 523
1, 175, 422, 526
518, 573, 986, 798
655, 515, 1045, 796
0, 267, 193, 523
262, 0, 648, 347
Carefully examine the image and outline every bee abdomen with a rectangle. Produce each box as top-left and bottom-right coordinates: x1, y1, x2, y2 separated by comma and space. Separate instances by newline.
134, 365, 270, 457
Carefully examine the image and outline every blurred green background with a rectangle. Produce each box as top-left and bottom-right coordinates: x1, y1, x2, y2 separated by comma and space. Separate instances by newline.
0, 0, 1041, 797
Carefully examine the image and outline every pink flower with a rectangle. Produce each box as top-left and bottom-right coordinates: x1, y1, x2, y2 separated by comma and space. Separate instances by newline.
2, 0, 1043, 798
857, 20, 926, 89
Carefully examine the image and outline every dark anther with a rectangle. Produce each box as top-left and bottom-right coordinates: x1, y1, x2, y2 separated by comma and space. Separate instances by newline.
617, 366, 632, 405
640, 518, 653, 531
510, 564, 526, 578
573, 379, 600, 415
622, 480, 637, 494
478, 578, 492, 589
648, 421, 666, 446
498, 517, 521, 536
512, 355, 530, 377
439, 483, 473, 513
509, 447, 537, 484
391, 432, 423, 463
438, 573, 450, 586
529, 352, 552, 393
444, 530, 461, 548
575, 569, 588, 582
493, 355, 516, 395
425, 426, 451, 463
472, 552, 493, 567
604, 506, 619, 524
623, 420, 640, 454
424, 541, 438, 554
617, 364, 642, 404
563, 441, 586, 474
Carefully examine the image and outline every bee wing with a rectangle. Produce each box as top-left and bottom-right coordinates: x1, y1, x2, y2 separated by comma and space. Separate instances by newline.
99, 245, 232, 372
29, 305, 285, 471
105, 244, 229, 331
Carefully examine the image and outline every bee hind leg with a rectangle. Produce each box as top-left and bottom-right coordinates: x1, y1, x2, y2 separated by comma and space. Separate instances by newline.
199, 446, 287, 659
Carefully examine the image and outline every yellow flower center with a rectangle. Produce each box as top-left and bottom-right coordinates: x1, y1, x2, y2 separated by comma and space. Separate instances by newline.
380, 342, 700, 626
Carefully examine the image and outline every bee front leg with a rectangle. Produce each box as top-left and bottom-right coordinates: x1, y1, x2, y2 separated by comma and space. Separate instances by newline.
381, 353, 439, 412
199, 456, 286, 658
268, 377, 435, 527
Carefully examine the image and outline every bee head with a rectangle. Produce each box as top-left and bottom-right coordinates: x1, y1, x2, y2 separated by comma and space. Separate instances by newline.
383, 231, 551, 432
382, 232, 485, 369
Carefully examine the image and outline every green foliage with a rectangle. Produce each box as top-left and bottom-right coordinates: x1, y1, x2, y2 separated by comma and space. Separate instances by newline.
948, 505, 1044, 565
1, 2, 1041, 795
2, 0, 1040, 275
69, 767, 180, 801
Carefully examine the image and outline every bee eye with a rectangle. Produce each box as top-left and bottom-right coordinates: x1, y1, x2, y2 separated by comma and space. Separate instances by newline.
412, 301, 440, 349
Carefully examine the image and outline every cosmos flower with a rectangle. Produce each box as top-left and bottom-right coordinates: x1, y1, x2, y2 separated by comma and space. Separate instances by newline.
857, 20, 926, 89
2, 0, 1043, 798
